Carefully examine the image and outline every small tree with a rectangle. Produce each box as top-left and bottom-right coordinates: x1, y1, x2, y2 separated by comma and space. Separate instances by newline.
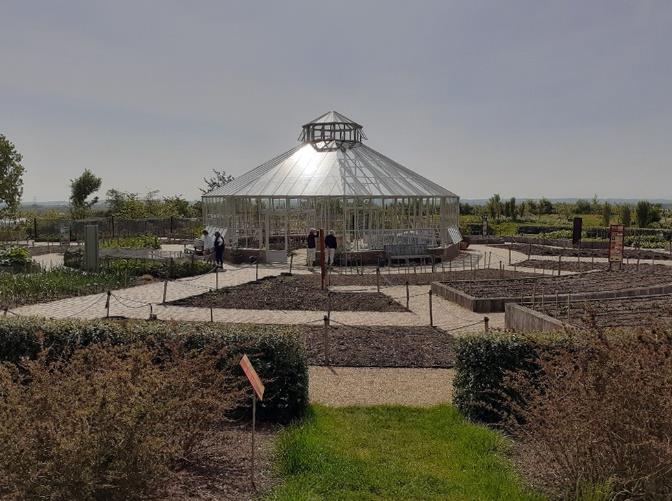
162, 195, 193, 218
601, 202, 612, 227
460, 203, 475, 215
200, 170, 234, 194
636, 201, 652, 228
486, 194, 503, 220
620, 205, 632, 226
70, 169, 102, 219
106, 189, 147, 219
574, 199, 592, 214
527, 200, 538, 218
0, 135, 25, 218
538, 198, 554, 215
504, 197, 517, 220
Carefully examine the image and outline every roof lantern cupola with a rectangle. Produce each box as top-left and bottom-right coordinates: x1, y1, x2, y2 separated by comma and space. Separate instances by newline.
299, 111, 367, 151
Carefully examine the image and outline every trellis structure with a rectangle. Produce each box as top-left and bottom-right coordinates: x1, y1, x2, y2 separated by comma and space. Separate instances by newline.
202, 111, 461, 255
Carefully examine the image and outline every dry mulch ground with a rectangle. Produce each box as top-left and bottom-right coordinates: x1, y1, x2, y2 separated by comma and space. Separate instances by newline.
169, 274, 405, 311
448, 266, 672, 298
162, 423, 277, 500
327, 268, 535, 286
516, 258, 604, 272
509, 242, 672, 260
296, 324, 455, 368
532, 294, 672, 330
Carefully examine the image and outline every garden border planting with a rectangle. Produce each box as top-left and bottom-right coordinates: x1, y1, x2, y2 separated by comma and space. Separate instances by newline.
0, 317, 308, 423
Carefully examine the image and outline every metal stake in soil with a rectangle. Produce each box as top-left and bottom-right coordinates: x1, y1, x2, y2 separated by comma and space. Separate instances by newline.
376, 267, 381, 293
105, 291, 111, 318
327, 291, 332, 321
323, 315, 331, 366
428, 289, 434, 327
251, 393, 256, 490
405, 280, 410, 310
484, 316, 490, 333
162, 280, 168, 304
289, 253, 294, 274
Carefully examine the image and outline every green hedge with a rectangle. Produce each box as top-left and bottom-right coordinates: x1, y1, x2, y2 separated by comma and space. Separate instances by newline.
453, 333, 563, 425
0, 317, 308, 424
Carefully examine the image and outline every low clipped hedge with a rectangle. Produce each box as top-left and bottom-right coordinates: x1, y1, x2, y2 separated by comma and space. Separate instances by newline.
0, 317, 308, 423
453, 332, 569, 425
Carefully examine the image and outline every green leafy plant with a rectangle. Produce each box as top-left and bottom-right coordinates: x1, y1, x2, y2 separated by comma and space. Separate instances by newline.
0, 246, 30, 266
0, 267, 123, 308
100, 234, 161, 249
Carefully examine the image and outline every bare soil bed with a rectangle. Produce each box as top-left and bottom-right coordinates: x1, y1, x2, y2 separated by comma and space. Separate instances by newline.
447, 266, 672, 299
162, 422, 277, 500
328, 268, 535, 286
530, 294, 672, 330
296, 324, 455, 368
509, 243, 672, 260
516, 258, 605, 272
168, 274, 406, 311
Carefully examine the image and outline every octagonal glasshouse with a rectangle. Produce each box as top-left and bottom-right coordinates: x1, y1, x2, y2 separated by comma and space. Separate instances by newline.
202, 111, 461, 264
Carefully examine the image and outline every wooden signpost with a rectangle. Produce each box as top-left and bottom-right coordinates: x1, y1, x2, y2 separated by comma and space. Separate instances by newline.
608, 224, 625, 271
240, 354, 265, 489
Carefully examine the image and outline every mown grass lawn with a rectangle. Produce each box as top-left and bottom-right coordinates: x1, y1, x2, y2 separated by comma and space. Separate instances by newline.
266, 405, 542, 501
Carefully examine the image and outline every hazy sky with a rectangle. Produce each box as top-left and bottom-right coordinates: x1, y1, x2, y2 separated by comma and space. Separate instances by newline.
2, 1, 671, 202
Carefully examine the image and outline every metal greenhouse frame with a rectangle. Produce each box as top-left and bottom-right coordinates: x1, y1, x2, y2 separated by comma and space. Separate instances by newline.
202, 111, 461, 254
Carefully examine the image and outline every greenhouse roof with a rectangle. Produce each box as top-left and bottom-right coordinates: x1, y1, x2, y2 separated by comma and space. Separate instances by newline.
303, 110, 361, 127
205, 112, 457, 199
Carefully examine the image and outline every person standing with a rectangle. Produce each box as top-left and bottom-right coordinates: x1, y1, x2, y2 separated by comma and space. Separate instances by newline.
201, 230, 214, 262
306, 228, 317, 268
325, 230, 337, 266
213, 231, 225, 267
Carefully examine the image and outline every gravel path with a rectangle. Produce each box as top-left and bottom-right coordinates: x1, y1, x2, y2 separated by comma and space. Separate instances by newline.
308, 366, 454, 407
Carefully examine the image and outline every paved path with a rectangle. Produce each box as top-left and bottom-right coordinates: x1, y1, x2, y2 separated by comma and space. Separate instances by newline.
32, 252, 64, 270
10, 258, 490, 408
11, 263, 498, 333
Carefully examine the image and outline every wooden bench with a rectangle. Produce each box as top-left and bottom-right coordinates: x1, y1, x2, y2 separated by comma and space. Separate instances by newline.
384, 244, 433, 267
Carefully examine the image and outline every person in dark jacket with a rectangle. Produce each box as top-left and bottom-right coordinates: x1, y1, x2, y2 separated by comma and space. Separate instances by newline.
306, 228, 317, 268
325, 230, 337, 266
213, 231, 225, 267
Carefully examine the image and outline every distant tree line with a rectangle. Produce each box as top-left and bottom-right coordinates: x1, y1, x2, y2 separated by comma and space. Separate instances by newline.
461, 195, 666, 229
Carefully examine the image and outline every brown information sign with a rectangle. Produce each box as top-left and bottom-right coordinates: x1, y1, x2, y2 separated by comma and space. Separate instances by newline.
608, 224, 624, 264
240, 354, 265, 401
